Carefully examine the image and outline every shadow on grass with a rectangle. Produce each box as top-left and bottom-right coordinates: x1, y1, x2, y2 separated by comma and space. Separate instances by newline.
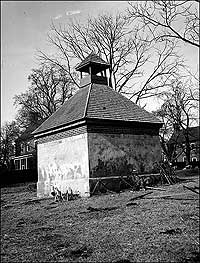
79, 206, 120, 214
126, 202, 138, 207
160, 228, 182, 235
69, 244, 93, 259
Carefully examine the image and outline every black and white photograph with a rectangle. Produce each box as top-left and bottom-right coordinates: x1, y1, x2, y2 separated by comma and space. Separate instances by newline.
1, 1, 199, 262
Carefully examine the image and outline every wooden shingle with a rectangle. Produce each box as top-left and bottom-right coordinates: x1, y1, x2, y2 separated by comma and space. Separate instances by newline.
33, 83, 162, 135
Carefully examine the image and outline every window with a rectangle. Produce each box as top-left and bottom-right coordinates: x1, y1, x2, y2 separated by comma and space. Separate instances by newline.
27, 157, 33, 169
190, 143, 195, 149
21, 143, 25, 153
183, 156, 186, 162
11, 142, 15, 155
21, 159, 26, 170
26, 142, 31, 152
15, 160, 20, 170
192, 157, 197, 162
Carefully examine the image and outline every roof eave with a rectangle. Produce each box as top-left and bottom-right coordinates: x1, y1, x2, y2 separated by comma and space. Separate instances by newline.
75, 61, 110, 71
33, 118, 87, 138
85, 117, 163, 126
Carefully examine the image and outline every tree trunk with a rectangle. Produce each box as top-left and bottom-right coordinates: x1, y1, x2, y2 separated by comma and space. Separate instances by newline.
184, 129, 191, 166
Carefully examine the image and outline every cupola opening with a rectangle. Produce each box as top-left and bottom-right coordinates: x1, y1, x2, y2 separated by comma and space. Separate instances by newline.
75, 52, 110, 87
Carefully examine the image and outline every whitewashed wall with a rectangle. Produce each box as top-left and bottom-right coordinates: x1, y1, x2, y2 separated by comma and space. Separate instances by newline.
37, 133, 90, 198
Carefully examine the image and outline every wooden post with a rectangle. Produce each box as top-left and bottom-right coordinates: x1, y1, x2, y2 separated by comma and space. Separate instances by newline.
91, 180, 100, 195
89, 66, 92, 75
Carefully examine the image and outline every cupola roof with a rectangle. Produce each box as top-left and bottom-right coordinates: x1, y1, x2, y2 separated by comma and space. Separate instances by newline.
75, 52, 110, 74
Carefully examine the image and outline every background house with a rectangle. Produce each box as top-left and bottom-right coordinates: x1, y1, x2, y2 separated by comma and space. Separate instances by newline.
168, 126, 199, 169
1, 118, 45, 186
33, 53, 163, 198
11, 118, 44, 171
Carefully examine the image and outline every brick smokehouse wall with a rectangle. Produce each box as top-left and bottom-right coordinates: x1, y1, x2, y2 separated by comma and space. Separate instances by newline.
87, 124, 162, 180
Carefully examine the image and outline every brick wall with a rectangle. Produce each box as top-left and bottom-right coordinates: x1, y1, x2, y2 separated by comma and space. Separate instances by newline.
37, 125, 87, 144
88, 124, 161, 179
87, 123, 159, 136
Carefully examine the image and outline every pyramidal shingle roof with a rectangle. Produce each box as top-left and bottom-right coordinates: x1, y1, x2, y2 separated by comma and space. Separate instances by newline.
33, 83, 162, 135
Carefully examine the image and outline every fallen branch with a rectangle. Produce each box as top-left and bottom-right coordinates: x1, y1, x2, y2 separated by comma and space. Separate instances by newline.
145, 197, 198, 200
144, 193, 186, 199
129, 191, 153, 201
183, 185, 199, 194
144, 192, 199, 200
145, 195, 171, 199
176, 177, 196, 182
145, 186, 166, 191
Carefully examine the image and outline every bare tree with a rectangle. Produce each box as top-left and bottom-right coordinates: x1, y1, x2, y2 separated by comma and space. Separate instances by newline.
184, 68, 199, 102
0, 121, 21, 169
155, 77, 199, 164
14, 64, 75, 127
153, 107, 183, 164
39, 12, 184, 104
129, 39, 185, 104
127, 1, 200, 48
39, 13, 149, 93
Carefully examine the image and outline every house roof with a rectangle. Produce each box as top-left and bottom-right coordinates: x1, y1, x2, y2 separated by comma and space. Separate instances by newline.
18, 119, 45, 141
169, 126, 199, 144
75, 53, 110, 73
33, 83, 162, 136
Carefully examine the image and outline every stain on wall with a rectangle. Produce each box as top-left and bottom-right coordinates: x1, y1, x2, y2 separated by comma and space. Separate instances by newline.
88, 131, 161, 178
37, 133, 90, 198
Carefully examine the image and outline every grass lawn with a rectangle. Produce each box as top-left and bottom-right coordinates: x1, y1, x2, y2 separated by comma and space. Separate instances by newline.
1, 173, 199, 262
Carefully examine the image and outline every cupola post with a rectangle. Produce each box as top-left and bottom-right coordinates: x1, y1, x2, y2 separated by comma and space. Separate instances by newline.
75, 53, 110, 88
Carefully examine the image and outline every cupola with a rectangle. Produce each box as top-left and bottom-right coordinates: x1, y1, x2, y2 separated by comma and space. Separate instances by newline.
75, 52, 110, 87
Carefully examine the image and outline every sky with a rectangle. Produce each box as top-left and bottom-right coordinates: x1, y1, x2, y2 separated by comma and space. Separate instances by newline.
1, 1, 128, 125
1, 1, 199, 126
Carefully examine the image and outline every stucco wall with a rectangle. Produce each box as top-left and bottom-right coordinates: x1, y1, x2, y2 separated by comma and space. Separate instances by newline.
88, 131, 162, 179
37, 133, 90, 198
